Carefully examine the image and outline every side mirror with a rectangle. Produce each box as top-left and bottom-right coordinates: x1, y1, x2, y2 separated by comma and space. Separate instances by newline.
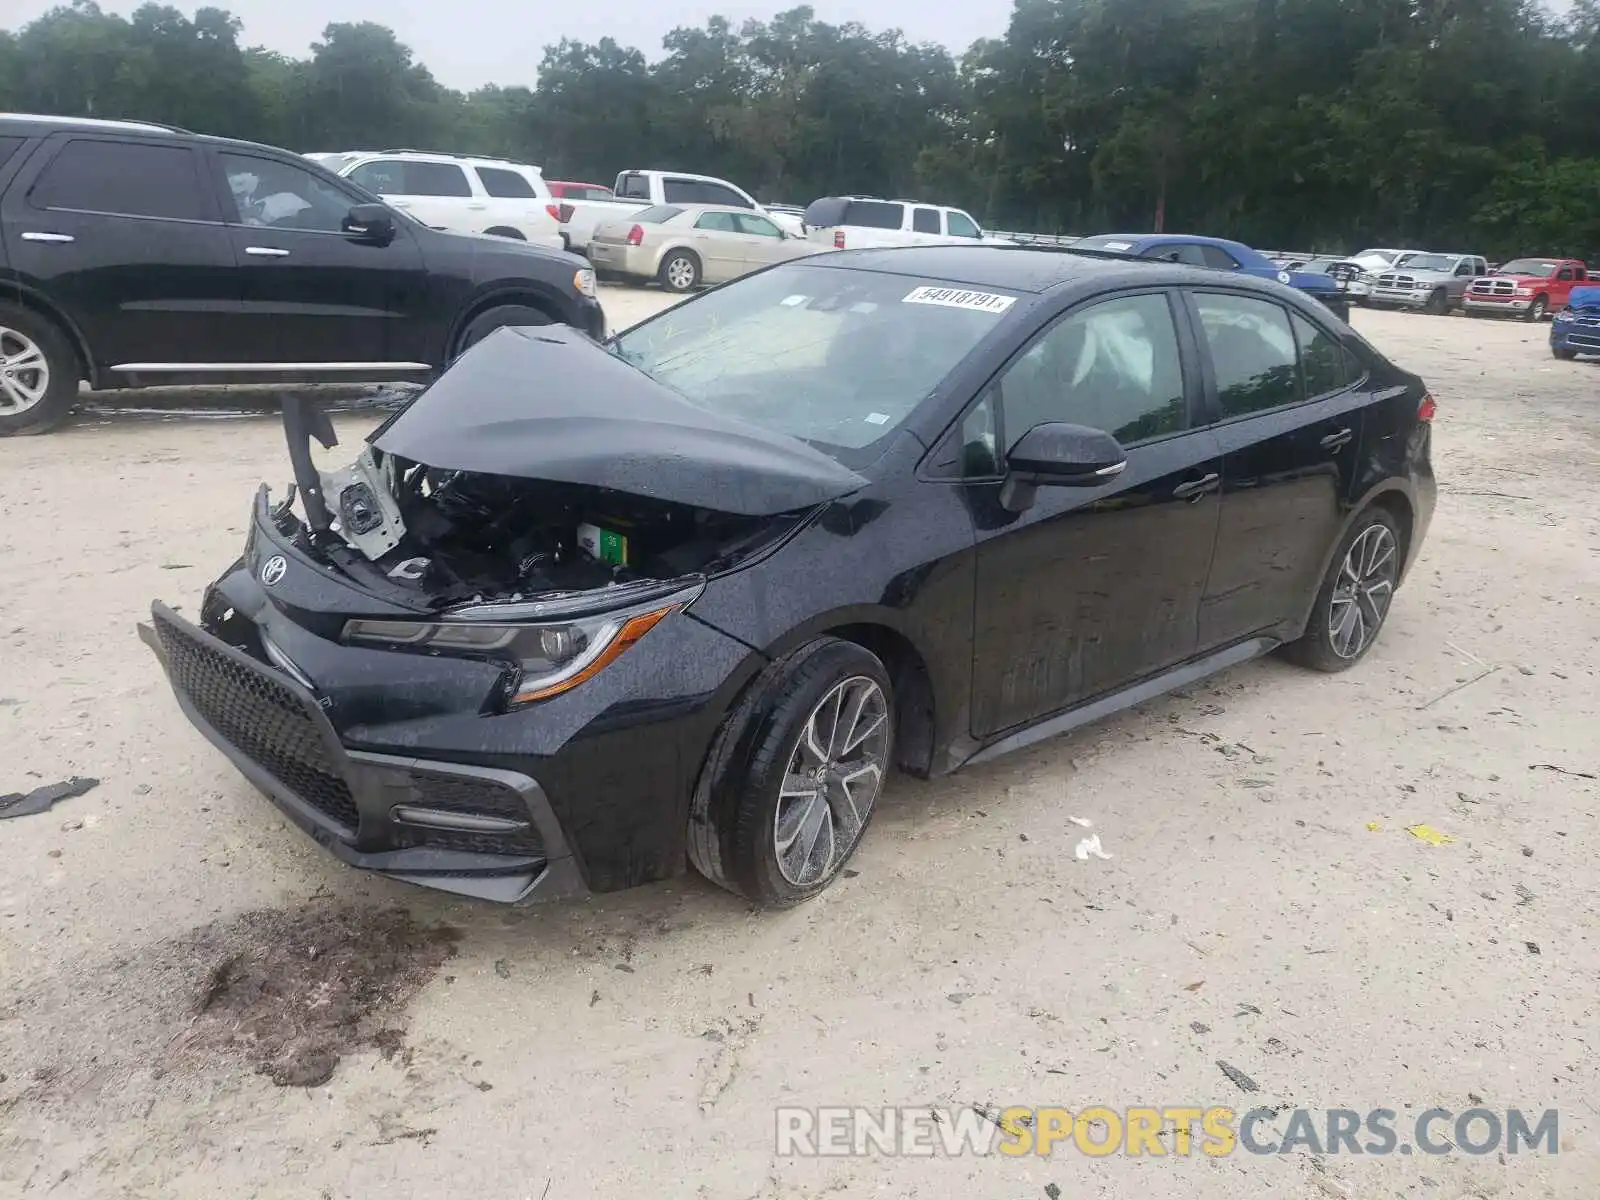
344, 203, 396, 245
999, 422, 1127, 512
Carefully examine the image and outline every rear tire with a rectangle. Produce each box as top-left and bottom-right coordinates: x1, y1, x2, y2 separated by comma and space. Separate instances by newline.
0, 303, 79, 436
1524, 294, 1548, 322
451, 303, 552, 361
1281, 507, 1403, 673
688, 637, 894, 908
659, 250, 701, 293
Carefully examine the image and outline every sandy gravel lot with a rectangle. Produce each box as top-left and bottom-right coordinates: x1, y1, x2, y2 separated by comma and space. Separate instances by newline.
1, 287, 1597, 1200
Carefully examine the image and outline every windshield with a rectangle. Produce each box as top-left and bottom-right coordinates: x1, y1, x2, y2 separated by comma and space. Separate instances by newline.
1496, 258, 1560, 277
609, 263, 1018, 462
1394, 253, 1456, 272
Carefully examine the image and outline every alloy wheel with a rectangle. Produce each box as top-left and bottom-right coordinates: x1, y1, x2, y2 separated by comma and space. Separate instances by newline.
0, 326, 49, 415
1327, 523, 1398, 659
666, 256, 696, 290
773, 676, 890, 887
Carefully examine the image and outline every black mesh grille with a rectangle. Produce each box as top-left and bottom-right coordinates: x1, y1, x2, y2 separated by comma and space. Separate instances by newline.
154, 615, 359, 832
394, 770, 544, 858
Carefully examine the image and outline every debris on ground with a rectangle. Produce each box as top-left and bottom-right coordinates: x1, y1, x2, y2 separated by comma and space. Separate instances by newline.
173, 902, 459, 1087
1067, 816, 1093, 828
971, 1102, 1031, 1136
1074, 834, 1112, 861
1184, 980, 1205, 992
1365, 821, 1383, 831
1216, 1060, 1260, 1093
1190, 1021, 1211, 1034
1045, 1185, 1062, 1200
0, 776, 99, 820
1525, 941, 1541, 955
1405, 823, 1456, 846
1529, 763, 1596, 780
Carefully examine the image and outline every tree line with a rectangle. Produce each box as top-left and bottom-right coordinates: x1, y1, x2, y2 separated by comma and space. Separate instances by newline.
3, 0, 1598, 257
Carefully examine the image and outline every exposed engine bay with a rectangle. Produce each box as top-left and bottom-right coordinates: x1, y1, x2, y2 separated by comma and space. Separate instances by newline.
278, 400, 799, 609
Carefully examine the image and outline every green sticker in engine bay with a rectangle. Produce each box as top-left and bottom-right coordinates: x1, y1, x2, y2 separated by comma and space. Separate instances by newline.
577, 522, 629, 566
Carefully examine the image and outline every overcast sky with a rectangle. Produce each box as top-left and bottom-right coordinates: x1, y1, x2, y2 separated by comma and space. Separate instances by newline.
9, 0, 1017, 90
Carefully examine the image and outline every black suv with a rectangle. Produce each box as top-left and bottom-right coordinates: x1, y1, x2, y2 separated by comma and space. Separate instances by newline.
0, 114, 605, 434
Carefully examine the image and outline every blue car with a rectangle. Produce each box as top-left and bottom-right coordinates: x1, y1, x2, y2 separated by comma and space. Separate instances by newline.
1551, 285, 1600, 360
1072, 233, 1349, 319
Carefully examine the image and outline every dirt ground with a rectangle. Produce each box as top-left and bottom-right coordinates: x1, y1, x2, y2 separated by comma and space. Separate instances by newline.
1, 287, 1597, 1200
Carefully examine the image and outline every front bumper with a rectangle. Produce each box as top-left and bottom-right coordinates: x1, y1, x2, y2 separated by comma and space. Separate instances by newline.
1551, 318, 1600, 355
1368, 287, 1439, 309
1463, 295, 1532, 314
141, 603, 588, 903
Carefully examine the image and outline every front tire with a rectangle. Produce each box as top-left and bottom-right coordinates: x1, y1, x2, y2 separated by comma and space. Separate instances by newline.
1425, 288, 1449, 315
0, 304, 79, 436
659, 250, 701, 293
451, 303, 552, 361
1552, 345, 1577, 361
1282, 508, 1403, 673
1524, 295, 1549, 322
688, 638, 893, 907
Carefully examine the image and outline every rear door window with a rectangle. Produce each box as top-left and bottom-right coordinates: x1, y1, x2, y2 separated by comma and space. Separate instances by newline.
402, 162, 472, 198
30, 139, 211, 221
1143, 242, 1209, 267
841, 200, 904, 229
912, 207, 940, 234
694, 211, 740, 233
1193, 292, 1302, 417
946, 210, 981, 238
475, 166, 537, 198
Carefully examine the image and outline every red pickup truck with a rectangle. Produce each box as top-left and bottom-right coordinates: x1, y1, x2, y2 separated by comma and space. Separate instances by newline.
1462, 257, 1599, 320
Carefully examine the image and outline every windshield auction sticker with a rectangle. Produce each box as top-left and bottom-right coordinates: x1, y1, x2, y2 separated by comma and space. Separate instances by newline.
902, 286, 1016, 314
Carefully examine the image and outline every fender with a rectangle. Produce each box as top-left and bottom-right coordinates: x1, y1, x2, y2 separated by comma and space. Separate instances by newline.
1290, 479, 1420, 635
446, 279, 579, 351
0, 276, 98, 386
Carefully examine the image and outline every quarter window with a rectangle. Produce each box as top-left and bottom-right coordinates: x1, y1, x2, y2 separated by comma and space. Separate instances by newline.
1194, 293, 1301, 417
998, 293, 1188, 448
475, 166, 537, 198
31, 140, 208, 221
221, 153, 355, 233
840, 200, 904, 230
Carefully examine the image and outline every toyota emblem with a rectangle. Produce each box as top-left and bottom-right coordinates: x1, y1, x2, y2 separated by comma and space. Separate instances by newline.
260, 555, 288, 587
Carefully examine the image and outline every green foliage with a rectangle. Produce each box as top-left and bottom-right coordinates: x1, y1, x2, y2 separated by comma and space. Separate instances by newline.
1, 0, 1597, 255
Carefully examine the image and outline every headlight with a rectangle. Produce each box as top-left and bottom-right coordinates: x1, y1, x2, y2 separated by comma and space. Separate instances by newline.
1554, 309, 1574, 322
343, 587, 695, 705
574, 267, 597, 299
1513, 286, 1532, 297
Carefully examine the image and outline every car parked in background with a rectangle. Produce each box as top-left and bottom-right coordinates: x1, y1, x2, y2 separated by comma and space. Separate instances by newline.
587, 203, 821, 291
800, 196, 999, 250
1070, 233, 1352, 319
560, 169, 802, 253
1366, 252, 1487, 313
1293, 255, 1366, 296
1344, 248, 1415, 303
331, 151, 563, 249
0, 114, 602, 434
1550, 285, 1600, 359
1463, 257, 1599, 321
142, 244, 1435, 907
547, 180, 614, 201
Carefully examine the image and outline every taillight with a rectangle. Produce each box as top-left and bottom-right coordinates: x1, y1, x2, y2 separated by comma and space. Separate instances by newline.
546, 204, 561, 222
1418, 392, 1436, 422
558, 202, 574, 224
626, 224, 644, 246
833, 230, 846, 249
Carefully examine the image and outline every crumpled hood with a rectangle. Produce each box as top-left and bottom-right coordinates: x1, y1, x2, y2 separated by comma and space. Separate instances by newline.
371, 324, 868, 517
1568, 285, 1600, 312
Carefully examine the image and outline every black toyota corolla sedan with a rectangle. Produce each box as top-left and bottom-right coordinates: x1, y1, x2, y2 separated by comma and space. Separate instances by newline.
142, 246, 1436, 908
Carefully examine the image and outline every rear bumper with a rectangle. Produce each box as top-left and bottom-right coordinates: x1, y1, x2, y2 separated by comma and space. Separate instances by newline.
586, 241, 657, 278
140, 603, 589, 903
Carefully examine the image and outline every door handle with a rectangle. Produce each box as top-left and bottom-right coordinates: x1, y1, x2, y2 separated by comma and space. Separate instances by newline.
1319, 426, 1354, 451
20, 231, 74, 243
467, 203, 487, 211
244, 246, 290, 257
1172, 472, 1220, 501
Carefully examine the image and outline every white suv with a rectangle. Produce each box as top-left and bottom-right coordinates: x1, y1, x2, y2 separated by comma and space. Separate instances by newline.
328, 151, 564, 249
801, 196, 1001, 250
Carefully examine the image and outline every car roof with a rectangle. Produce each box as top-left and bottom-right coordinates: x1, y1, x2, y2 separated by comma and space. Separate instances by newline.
805, 243, 1284, 296
0, 112, 184, 135
671, 203, 772, 215
620, 169, 739, 185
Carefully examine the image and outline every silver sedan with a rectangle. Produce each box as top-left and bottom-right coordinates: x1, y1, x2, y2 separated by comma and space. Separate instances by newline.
588, 203, 824, 292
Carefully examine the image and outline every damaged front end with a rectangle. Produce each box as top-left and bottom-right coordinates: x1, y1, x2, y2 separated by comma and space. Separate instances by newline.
142, 326, 867, 900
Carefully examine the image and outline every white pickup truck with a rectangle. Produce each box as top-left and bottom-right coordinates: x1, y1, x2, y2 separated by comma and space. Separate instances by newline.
560, 170, 803, 253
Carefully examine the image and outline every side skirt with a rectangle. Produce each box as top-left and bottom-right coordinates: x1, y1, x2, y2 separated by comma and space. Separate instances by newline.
955, 636, 1279, 770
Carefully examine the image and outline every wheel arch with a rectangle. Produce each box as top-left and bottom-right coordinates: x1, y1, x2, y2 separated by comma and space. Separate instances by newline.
482, 226, 526, 241
0, 284, 96, 387
446, 282, 572, 355
1291, 483, 1417, 636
